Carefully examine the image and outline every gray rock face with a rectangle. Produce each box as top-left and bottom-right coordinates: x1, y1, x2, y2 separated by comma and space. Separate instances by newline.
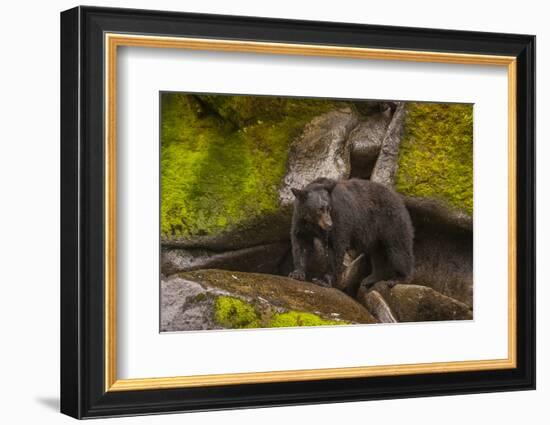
349, 111, 392, 178
161, 269, 377, 332
161, 276, 223, 331
161, 242, 290, 276
279, 108, 358, 205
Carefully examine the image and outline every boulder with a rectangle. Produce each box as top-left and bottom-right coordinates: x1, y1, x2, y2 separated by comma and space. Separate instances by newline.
404, 196, 472, 234
161, 242, 291, 276
162, 210, 291, 251
349, 111, 392, 178
372, 282, 473, 322
161, 269, 377, 332
279, 108, 358, 205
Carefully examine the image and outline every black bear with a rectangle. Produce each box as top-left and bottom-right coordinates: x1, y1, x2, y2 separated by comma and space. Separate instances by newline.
289, 178, 414, 296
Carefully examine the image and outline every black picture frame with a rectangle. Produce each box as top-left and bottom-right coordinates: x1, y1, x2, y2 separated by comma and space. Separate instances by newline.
60, 5, 535, 419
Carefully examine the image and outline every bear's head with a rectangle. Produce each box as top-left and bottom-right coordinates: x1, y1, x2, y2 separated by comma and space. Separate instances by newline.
291, 178, 336, 232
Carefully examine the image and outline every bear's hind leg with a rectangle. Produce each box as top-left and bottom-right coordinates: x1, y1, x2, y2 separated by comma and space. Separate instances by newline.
385, 244, 413, 282
363, 245, 413, 290
359, 250, 394, 289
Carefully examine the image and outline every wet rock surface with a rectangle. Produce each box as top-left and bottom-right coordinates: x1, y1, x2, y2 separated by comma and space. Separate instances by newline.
161, 269, 377, 332
161, 276, 222, 331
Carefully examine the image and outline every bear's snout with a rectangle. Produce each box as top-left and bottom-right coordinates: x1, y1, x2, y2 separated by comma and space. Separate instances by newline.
318, 212, 333, 231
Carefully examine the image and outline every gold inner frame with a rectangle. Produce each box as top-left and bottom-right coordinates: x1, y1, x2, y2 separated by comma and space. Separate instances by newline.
104, 33, 517, 392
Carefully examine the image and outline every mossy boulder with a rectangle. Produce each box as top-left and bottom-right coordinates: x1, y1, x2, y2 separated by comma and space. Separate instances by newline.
161, 94, 379, 251
160, 269, 377, 332
395, 103, 473, 216
161, 93, 339, 244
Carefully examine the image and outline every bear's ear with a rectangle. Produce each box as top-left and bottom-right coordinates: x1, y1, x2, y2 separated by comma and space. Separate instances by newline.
324, 179, 337, 193
316, 178, 337, 193
291, 188, 306, 200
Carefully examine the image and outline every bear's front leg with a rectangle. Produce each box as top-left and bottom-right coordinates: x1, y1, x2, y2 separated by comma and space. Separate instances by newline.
289, 269, 306, 281
289, 232, 308, 281
329, 239, 347, 289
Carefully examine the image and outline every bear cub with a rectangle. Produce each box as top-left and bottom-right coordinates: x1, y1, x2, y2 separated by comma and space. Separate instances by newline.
289, 177, 414, 296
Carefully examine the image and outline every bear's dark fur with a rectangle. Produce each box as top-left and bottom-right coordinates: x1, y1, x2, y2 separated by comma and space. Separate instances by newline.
289, 178, 414, 296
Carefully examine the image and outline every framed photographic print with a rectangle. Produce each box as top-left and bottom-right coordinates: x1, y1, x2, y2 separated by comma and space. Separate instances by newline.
60, 6, 535, 419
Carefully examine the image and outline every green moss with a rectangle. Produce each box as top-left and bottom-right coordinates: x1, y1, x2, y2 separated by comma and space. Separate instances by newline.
269, 311, 347, 328
161, 93, 339, 239
395, 103, 473, 215
213, 295, 348, 329
214, 296, 261, 329
162, 96, 473, 236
